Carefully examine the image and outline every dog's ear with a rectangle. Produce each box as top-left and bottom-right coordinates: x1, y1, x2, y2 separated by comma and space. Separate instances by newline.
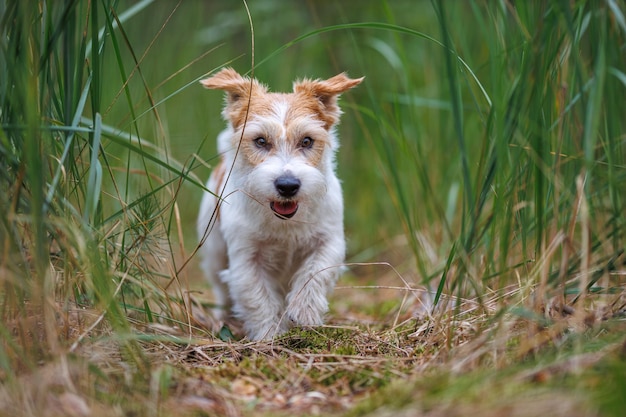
200, 68, 265, 126
293, 73, 364, 128
200, 68, 254, 101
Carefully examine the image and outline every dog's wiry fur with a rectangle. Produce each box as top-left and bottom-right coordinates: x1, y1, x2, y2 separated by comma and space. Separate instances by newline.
197, 68, 363, 341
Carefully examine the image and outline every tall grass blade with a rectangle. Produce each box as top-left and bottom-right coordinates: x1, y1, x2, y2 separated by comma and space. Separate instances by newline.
84, 112, 103, 224
45, 74, 92, 211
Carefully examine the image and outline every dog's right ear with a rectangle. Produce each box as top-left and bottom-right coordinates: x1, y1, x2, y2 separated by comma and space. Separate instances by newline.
200, 67, 253, 102
200, 68, 265, 127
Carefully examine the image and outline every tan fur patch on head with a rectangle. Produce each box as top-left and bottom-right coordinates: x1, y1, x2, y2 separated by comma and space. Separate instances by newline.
292, 73, 364, 129
200, 68, 269, 128
284, 118, 329, 168
236, 121, 284, 167
232, 101, 333, 169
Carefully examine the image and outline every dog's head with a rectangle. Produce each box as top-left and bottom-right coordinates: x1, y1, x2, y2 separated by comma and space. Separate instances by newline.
201, 68, 363, 221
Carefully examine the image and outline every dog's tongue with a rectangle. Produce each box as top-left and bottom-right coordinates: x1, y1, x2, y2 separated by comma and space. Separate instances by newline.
271, 201, 298, 218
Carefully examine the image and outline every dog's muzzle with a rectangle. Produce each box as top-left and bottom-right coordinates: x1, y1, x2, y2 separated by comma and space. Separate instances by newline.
271, 175, 300, 219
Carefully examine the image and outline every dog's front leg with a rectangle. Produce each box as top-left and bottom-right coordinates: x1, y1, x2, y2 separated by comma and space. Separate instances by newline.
226, 254, 289, 341
285, 239, 344, 327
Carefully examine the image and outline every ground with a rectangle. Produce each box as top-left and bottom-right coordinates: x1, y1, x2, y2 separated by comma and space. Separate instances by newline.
2, 268, 623, 417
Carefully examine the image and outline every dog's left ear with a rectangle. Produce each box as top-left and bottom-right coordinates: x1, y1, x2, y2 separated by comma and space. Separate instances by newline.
200, 67, 266, 127
294, 73, 364, 128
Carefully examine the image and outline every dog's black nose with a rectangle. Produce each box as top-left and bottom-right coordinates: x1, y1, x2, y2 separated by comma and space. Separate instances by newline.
275, 175, 301, 197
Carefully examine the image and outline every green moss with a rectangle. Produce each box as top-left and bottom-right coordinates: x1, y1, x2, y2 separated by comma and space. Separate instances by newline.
281, 326, 359, 354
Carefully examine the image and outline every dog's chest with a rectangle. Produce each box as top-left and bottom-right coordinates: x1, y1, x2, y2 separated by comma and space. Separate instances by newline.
252, 236, 318, 283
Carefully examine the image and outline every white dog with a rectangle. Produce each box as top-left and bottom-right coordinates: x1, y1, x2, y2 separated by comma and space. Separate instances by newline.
197, 68, 363, 340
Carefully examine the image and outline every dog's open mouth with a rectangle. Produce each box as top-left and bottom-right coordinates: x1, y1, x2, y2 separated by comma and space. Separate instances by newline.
270, 201, 299, 219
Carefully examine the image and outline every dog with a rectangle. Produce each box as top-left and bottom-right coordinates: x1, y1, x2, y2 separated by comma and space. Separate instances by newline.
197, 67, 363, 340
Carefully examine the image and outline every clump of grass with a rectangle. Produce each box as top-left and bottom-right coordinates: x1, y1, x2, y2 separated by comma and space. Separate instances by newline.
0, 0, 196, 396
350, 0, 626, 358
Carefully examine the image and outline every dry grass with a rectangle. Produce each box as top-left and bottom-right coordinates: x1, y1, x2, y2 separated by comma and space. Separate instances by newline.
0, 248, 624, 417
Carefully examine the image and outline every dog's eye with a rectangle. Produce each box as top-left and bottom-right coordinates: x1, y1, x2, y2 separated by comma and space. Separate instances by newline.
300, 137, 314, 149
254, 137, 268, 148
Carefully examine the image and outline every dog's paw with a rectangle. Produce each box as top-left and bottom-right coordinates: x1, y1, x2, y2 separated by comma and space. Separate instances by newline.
245, 319, 290, 341
285, 285, 329, 326
285, 303, 326, 327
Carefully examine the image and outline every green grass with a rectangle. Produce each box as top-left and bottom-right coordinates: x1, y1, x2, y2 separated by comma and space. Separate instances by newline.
1, 0, 625, 416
